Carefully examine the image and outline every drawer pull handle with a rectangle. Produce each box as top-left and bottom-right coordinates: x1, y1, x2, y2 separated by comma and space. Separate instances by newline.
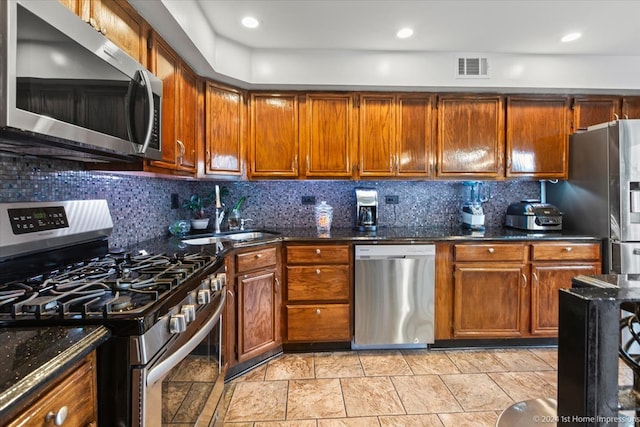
315, 249, 321, 255
46, 406, 68, 425
256, 253, 262, 259
565, 247, 573, 252
316, 309, 321, 314
316, 269, 321, 275
488, 248, 495, 254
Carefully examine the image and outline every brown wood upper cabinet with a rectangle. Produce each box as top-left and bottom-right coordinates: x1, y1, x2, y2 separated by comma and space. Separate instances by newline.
358, 93, 434, 178
437, 95, 504, 178
146, 33, 199, 176
249, 93, 299, 178
60, 0, 147, 64
506, 96, 570, 179
204, 82, 245, 176
622, 96, 640, 119
300, 93, 356, 178
572, 96, 620, 131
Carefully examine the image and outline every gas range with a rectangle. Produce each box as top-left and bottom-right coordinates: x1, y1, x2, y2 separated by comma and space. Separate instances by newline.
0, 200, 227, 426
1, 251, 214, 322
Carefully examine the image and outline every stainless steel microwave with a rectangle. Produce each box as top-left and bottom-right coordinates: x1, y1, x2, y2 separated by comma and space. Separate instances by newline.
0, 0, 162, 162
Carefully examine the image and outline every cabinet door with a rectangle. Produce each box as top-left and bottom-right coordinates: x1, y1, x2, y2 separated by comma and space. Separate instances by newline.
88, 0, 147, 64
358, 94, 396, 177
506, 96, 570, 179
250, 94, 299, 178
453, 264, 528, 338
397, 94, 434, 177
622, 96, 640, 119
530, 264, 599, 336
302, 93, 355, 178
237, 270, 281, 362
59, 0, 81, 15
437, 95, 504, 178
147, 34, 179, 169
572, 96, 620, 131
176, 64, 198, 171
205, 82, 244, 176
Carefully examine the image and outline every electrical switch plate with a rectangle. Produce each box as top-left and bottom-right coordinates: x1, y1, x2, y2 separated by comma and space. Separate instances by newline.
385, 195, 399, 204
301, 196, 316, 205
171, 193, 180, 209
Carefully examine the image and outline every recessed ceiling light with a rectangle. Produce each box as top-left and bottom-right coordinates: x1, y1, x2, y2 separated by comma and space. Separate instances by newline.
241, 16, 259, 29
396, 28, 414, 39
561, 32, 582, 43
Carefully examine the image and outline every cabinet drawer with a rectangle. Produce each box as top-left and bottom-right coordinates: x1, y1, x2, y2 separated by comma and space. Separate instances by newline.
454, 243, 527, 262
287, 265, 350, 301
7, 353, 96, 427
236, 247, 277, 272
287, 245, 350, 264
286, 304, 351, 342
531, 242, 601, 261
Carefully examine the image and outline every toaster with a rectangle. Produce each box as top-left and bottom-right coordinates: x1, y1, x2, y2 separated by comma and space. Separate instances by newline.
505, 199, 563, 231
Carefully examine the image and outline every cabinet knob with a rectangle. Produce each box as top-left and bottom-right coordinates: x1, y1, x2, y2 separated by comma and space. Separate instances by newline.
565, 247, 573, 252
316, 309, 321, 314
316, 269, 321, 275
256, 253, 262, 259
46, 406, 68, 425
488, 247, 495, 254
315, 249, 321, 255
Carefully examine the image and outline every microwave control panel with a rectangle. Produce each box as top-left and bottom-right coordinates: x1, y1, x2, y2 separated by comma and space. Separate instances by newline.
8, 206, 69, 234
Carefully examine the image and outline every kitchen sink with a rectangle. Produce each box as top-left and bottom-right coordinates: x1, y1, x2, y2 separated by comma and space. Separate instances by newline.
181, 230, 280, 245
181, 236, 228, 245
221, 231, 279, 241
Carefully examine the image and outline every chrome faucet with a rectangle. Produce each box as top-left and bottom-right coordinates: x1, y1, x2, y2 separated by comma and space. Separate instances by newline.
215, 207, 225, 234
240, 218, 253, 231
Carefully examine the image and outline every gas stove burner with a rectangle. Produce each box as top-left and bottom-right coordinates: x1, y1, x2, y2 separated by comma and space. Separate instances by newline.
106, 294, 135, 312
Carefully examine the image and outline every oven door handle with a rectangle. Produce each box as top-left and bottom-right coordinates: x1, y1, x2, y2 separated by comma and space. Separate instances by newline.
146, 288, 226, 387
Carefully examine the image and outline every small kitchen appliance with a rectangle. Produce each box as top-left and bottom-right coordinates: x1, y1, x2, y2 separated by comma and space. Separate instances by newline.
461, 181, 488, 230
355, 188, 378, 231
505, 199, 563, 231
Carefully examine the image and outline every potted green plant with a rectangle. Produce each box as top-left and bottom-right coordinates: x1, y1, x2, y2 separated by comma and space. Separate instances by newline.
182, 194, 212, 229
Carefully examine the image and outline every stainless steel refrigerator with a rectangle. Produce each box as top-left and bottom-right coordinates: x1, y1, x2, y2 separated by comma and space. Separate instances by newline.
548, 119, 640, 274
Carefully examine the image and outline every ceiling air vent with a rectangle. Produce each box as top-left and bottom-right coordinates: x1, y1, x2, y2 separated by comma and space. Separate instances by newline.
456, 57, 489, 78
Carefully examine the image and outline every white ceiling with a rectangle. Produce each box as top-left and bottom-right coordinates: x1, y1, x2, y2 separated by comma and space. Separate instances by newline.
196, 0, 640, 56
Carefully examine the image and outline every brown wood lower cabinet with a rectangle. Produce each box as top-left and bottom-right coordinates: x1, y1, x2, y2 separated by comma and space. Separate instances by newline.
454, 264, 529, 338
6, 351, 97, 427
286, 304, 350, 341
284, 243, 353, 343
443, 241, 601, 340
226, 244, 282, 368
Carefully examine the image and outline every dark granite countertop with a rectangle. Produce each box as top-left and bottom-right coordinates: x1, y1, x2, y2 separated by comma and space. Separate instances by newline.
124, 226, 601, 266
0, 326, 110, 421
562, 274, 640, 301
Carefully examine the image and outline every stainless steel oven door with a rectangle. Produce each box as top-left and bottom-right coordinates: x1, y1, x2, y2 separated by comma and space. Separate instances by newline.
133, 288, 226, 427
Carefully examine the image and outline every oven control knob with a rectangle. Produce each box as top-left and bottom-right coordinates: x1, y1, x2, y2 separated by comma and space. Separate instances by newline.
181, 304, 196, 323
198, 288, 211, 305
169, 313, 187, 333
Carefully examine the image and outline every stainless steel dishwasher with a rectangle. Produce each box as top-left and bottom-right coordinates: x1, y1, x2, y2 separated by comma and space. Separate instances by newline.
353, 244, 436, 349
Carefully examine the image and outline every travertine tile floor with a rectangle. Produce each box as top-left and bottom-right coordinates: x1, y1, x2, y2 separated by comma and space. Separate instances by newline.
215, 347, 596, 427
218, 347, 634, 427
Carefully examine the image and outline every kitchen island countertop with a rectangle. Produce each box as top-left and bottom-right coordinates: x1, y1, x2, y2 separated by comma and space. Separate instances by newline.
0, 326, 110, 422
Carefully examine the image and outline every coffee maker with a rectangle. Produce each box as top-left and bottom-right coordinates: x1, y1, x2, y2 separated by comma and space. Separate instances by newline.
355, 188, 378, 231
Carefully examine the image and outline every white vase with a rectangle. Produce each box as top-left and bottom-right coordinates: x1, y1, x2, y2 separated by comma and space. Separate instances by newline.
190, 218, 210, 230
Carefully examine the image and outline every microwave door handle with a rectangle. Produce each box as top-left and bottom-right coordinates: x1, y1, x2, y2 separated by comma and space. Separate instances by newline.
124, 74, 137, 144
138, 69, 155, 155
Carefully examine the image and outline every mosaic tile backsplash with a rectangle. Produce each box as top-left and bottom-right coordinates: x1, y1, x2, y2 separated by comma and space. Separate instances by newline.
1, 156, 540, 248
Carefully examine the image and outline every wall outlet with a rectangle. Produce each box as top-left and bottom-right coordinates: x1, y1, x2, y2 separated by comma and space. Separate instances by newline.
171, 193, 180, 209
301, 196, 316, 205
385, 195, 399, 204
